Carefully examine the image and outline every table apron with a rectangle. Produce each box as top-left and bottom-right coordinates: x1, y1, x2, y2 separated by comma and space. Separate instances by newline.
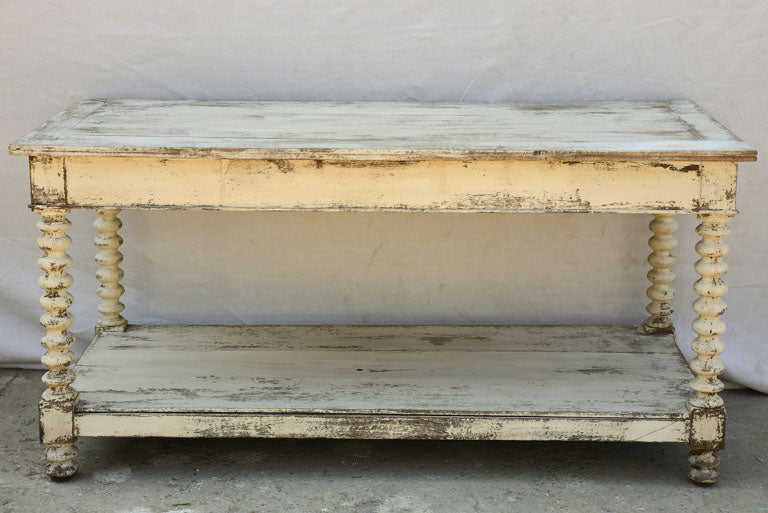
28, 157, 737, 213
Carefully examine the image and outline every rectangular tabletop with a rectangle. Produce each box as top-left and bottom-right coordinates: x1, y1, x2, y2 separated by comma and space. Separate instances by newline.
9, 99, 756, 161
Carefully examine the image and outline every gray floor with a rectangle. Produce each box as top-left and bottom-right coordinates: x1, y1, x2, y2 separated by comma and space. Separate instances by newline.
1, 369, 766, 513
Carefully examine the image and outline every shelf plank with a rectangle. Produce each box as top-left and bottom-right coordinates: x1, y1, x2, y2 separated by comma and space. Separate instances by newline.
73, 325, 691, 420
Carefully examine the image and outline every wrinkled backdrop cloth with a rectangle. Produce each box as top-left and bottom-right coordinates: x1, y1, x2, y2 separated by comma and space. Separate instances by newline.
1, 1, 766, 393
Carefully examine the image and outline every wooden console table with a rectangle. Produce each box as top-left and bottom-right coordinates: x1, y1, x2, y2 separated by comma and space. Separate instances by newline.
10, 99, 756, 485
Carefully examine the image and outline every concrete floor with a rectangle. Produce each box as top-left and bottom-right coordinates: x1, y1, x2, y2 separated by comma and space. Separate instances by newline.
1, 369, 766, 513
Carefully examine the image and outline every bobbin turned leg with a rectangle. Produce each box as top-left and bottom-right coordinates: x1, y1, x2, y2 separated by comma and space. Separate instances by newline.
95, 208, 126, 332
643, 214, 678, 333
35, 207, 78, 480
688, 213, 732, 486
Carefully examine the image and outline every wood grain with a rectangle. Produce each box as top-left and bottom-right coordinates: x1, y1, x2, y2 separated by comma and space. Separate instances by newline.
75, 412, 688, 443
73, 325, 691, 418
40, 157, 733, 213
10, 99, 756, 161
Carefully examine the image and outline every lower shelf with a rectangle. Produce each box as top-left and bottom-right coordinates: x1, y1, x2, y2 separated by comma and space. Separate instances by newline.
72, 324, 693, 442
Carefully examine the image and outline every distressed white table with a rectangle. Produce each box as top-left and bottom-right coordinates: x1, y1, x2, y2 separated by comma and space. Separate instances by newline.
10, 100, 756, 485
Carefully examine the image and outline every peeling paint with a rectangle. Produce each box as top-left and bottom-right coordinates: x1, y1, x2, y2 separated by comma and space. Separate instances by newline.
649, 162, 701, 174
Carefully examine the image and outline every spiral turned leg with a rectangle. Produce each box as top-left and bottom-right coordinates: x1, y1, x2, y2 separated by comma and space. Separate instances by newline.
688, 213, 732, 486
35, 207, 78, 480
643, 214, 678, 333
95, 208, 126, 332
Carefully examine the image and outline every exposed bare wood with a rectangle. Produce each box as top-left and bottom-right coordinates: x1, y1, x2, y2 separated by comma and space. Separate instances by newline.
689, 407, 726, 486
75, 412, 689, 443
29, 156, 66, 205
699, 162, 738, 211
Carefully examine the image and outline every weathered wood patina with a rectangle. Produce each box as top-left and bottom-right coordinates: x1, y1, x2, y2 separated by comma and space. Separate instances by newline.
10, 99, 756, 485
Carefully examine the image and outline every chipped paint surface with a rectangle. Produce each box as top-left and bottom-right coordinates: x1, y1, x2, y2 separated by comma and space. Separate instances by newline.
689, 407, 726, 451
686, 214, 733, 485
76, 412, 688, 443
9, 99, 757, 161
643, 214, 678, 333
29, 156, 66, 204
688, 406, 727, 485
21, 101, 743, 212
28, 157, 737, 213
94, 208, 127, 332
35, 207, 78, 479
72, 325, 691, 443
73, 325, 690, 422
38, 400, 75, 444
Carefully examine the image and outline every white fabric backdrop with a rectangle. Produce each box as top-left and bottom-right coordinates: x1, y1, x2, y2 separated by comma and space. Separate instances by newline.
1, 1, 766, 392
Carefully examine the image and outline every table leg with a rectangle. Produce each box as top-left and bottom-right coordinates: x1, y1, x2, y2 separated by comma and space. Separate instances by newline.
643, 214, 678, 333
35, 207, 78, 480
95, 208, 126, 332
688, 213, 732, 486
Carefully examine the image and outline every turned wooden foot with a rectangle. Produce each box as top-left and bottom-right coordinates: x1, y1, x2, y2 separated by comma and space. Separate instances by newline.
46, 443, 78, 480
689, 449, 720, 486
